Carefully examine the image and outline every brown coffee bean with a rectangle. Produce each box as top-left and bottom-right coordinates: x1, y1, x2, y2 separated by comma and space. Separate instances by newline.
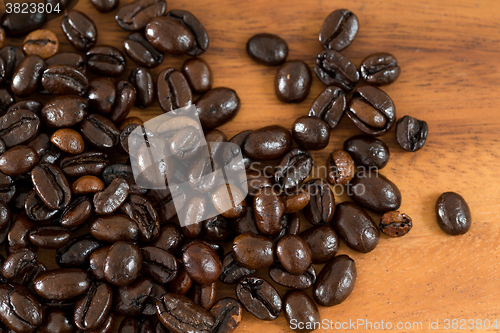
0, 145, 38, 176
380, 211, 413, 237
50, 128, 85, 154
104, 241, 142, 286
41, 65, 89, 96
326, 149, 355, 185
182, 58, 213, 94
34, 268, 91, 300
90, 215, 139, 242
182, 242, 222, 285
232, 233, 275, 270
23, 29, 59, 59
10, 55, 45, 97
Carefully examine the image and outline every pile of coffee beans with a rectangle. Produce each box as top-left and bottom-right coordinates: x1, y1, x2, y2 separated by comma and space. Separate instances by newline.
0, 2, 472, 333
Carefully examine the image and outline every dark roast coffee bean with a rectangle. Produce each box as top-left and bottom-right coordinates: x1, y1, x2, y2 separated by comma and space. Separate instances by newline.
380, 211, 413, 237
119, 194, 160, 242
276, 235, 312, 275
74, 282, 113, 330
219, 252, 256, 285
55, 235, 103, 268
332, 202, 379, 253
254, 187, 284, 236
283, 290, 320, 333
349, 171, 402, 214
38, 309, 74, 333
41, 95, 88, 128
156, 68, 192, 113
29, 226, 71, 249
118, 316, 154, 333
435, 192, 471, 235
104, 241, 142, 286
302, 179, 335, 225
145, 17, 194, 55
182, 241, 222, 285
34, 268, 91, 300
87, 46, 127, 76
151, 223, 184, 255
315, 50, 359, 91
1, 1, 46, 36
86, 77, 116, 114
196, 87, 240, 130
11, 54, 45, 97
269, 263, 316, 290
396, 115, 429, 152
326, 149, 355, 185
61, 10, 97, 52
182, 58, 212, 94
109, 81, 137, 123
210, 297, 243, 333
292, 116, 330, 150
0, 46, 24, 80
319, 9, 358, 51
275, 60, 312, 103
7, 99, 42, 114
93, 177, 130, 215
275, 148, 313, 191
309, 86, 346, 130
124, 33, 163, 68
90, 215, 139, 242
91, 0, 119, 12
7, 214, 35, 254
347, 86, 396, 136
243, 125, 292, 161
232, 233, 274, 270
187, 282, 217, 310
41, 65, 88, 96
344, 135, 390, 169
115, 0, 167, 31
313, 254, 356, 306
0, 283, 44, 332
0, 88, 14, 113
156, 293, 214, 333
300, 225, 339, 264
0, 145, 38, 176
45, 52, 87, 74
31, 163, 71, 210
59, 151, 109, 177
80, 114, 120, 150
361, 52, 401, 85
23, 29, 59, 59
129, 67, 155, 108
246, 33, 288, 66
141, 246, 177, 284
166, 10, 209, 56
236, 277, 281, 321
60, 196, 93, 229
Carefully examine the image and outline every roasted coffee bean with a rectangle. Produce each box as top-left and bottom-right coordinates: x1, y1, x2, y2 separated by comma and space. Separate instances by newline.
0, 110, 40, 148
90, 215, 139, 242
188, 282, 217, 310
124, 33, 163, 68
204, 215, 233, 241
1, 1, 46, 36
110, 81, 137, 123
0, 46, 24, 80
87, 46, 127, 76
243, 125, 292, 161
61, 10, 97, 52
246, 33, 288, 66
72, 175, 105, 194
11, 54, 45, 97
360, 52, 401, 85
45, 52, 87, 75
102, 163, 148, 196
115, 0, 167, 31
182, 57, 212, 94
7, 214, 35, 253
302, 179, 335, 225
41, 95, 88, 128
168, 265, 193, 295
119, 194, 160, 242
435, 192, 471, 235
89, 245, 110, 281
232, 233, 274, 270
309, 86, 346, 130
55, 234, 103, 268
2, 248, 37, 280
29, 226, 71, 249
60, 151, 109, 177
156, 293, 214, 333
349, 171, 402, 214
344, 135, 390, 169
182, 241, 222, 285
236, 277, 281, 321
269, 263, 316, 290
282, 189, 310, 213
196, 87, 241, 130
74, 282, 113, 330
253, 187, 284, 236
166, 10, 209, 56
41, 65, 89, 96
0, 145, 38, 176
319, 9, 358, 51
315, 50, 359, 91
86, 77, 116, 114
275, 60, 312, 103
93, 177, 130, 215
7, 99, 42, 114
25, 190, 61, 222
31, 163, 71, 210
283, 290, 320, 333
34, 268, 91, 300
276, 235, 312, 275
38, 309, 74, 333
152, 223, 184, 254
211, 184, 246, 219
104, 241, 142, 286
91, 0, 119, 12
23, 29, 59, 59
219, 252, 256, 284
156, 68, 192, 113
380, 211, 413, 237
60, 196, 93, 229
140, 246, 177, 284
129, 67, 155, 108
210, 297, 243, 333
80, 114, 120, 150
314, 254, 356, 306
0, 88, 14, 113
347, 86, 396, 136
300, 225, 339, 264
118, 316, 154, 333
275, 148, 313, 191
0, 283, 44, 332
50, 128, 85, 154
326, 149, 355, 185
396, 115, 429, 152
332, 201, 379, 253
145, 17, 194, 55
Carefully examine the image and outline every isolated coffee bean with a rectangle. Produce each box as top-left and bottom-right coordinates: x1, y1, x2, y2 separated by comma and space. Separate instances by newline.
182, 58, 213, 94
254, 187, 285, 236
124, 32, 164, 68
86, 78, 116, 114
90, 215, 139, 242
315, 50, 359, 91
166, 10, 209, 56
313, 255, 356, 307
292, 116, 330, 150
110, 80, 137, 123
11, 54, 45, 97
129, 67, 155, 108
319, 9, 358, 51
93, 177, 130, 215
104, 241, 142, 286
38, 309, 74, 333
23, 29, 59, 59
347, 86, 396, 136
236, 277, 281, 321
243, 125, 292, 161
232, 233, 275, 270
326, 149, 355, 185
309, 86, 346, 130
269, 263, 316, 290
361, 52, 401, 85
246, 33, 288, 66
91, 0, 119, 12
302, 179, 335, 225
344, 135, 390, 169
210, 297, 243, 333
55, 235, 103, 268
435, 192, 471, 235
74, 282, 113, 330
275, 60, 312, 103
87, 46, 126, 76
0, 46, 24, 80
29, 226, 71, 249
182, 241, 222, 285
275, 148, 313, 191
380, 211, 413, 237
300, 225, 339, 263
61, 10, 97, 52
46, 52, 87, 74
396, 115, 429, 152
0, 283, 45, 332
31, 163, 71, 210
283, 290, 321, 333
0, 145, 38, 176
1, 2, 46, 36
59, 151, 109, 178
349, 171, 402, 214
115, 0, 167, 31
156, 68, 192, 113
34, 268, 91, 300
80, 114, 120, 150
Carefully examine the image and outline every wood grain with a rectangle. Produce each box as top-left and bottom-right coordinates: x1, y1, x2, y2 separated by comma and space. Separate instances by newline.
2, 0, 500, 332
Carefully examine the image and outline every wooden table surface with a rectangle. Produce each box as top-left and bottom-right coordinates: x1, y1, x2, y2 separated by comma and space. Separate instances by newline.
3, 0, 500, 332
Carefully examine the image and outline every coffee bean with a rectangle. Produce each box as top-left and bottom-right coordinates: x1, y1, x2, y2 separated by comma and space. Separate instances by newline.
360, 52, 401, 85
275, 148, 313, 191
86, 77, 116, 114
380, 211, 413, 237
309, 86, 346, 130
74, 282, 113, 330
326, 149, 355, 185
344, 135, 390, 169
232, 233, 274, 270
41, 95, 88, 128
104, 241, 142, 286
182, 241, 222, 285
302, 179, 335, 225
29, 226, 71, 249
300, 225, 339, 263
11, 54, 45, 97
196, 87, 241, 130
124, 32, 164, 68
319, 9, 358, 51
59, 151, 109, 178
80, 114, 120, 150
38, 309, 74, 333
347, 86, 396, 136
87, 45, 127, 76
246, 33, 288, 66
50, 128, 85, 154
90, 215, 139, 242
118, 316, 154, 333
93, 177, 130, 215
275, 60, 312, 103
7, 99, 42, 114
23, 29, 59, 59
332, 202, 380, 253
0, 46, 24, 80
145, 17, 194, 55
41, 65, 89, 96
55, 235, 103, 268
182, 58, 213, 94
254, 187, 285, 236
0, 145, 38, 176
395, 115, 429, 152
269, 263, 316, 290
210, 297, 243, 333
243, 125, 292, 161
91, 0, 119, 12
166, 10, 209, 56
156, 67, 192, 113
61, 10, 97, 52
31, 163, 71, 210
435, 192, 471, 235
129, 67, 155, 108
283, 290, 320, 333
34, 268, 91, 300
110, 81, 137, 123
293, 116, 330, 150
349, 171, 402, 214
236, 276, 281, 321
315, 50, 359, 91
313, 255, 356, 306
46, 52, 87, 75
115, 0, 167, 31
0, 283, 45, 332
1, 3, 46, 36
276, 235, 312, 275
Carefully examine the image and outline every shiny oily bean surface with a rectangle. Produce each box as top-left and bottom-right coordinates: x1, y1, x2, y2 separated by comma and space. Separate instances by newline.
309, 86, 346, 130
166, 10, 209, 56
11, 54, 45, 97
0, 283, 45, 333
29, 226, 71, 249
276, 235, 312, 275
349, 171, 402, 214
314, 254, 356, 307
41, 95, 88, 128
74, 282, 113, 330
0, 145, 38, 176
197, 87, 240, 130
247, 33, 288, 66
293, 116, 330, 150
182, 57, 213, 94
124, 32, 163, 68
23, 29, 59, 59
210, 297, 243, 333
436, 192, 472, 235
61, 10, 97, 52
31, 163, 71, 210
104, 241, 143, 286
232, 233, 275, 270
236, 276, 281, 321
315, 50, 359, 91
145, 17, 194, 55
300, 225, 339, 263
396, 115, 429, 152
115, 0, 167, 31
0, 110, 40, 147
90, 215, 139, 242
319, 9, 359, 51
86, 77, 116, 114
51, 128, 85, 154
283, 290, 320, 333
243, 125, 292, 161
344, 135, 390, 169
86, 45, 127, 76
41, 65, 89, 96
326, 149, 355, 185
253, 187, 285, 236
34, 268, 91, 300
275, 60, 312, 103
269, 263, 316, 290
360, 52, 401, 85
182, 241, 222, 285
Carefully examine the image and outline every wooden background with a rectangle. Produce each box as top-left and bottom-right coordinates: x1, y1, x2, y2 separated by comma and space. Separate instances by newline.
2, 0, 500, 332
